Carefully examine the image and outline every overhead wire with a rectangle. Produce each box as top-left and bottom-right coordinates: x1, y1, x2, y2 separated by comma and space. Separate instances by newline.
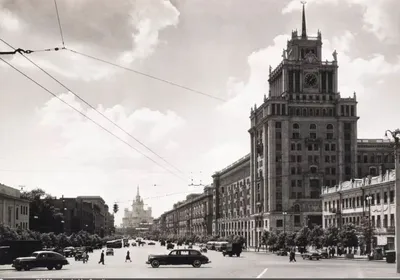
53, 0, 65, 48
66, 48, 227, 102
0, 57, 187, 182
0, 38, 185, 177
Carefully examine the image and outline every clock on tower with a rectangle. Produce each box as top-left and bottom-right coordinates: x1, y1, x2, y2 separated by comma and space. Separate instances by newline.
304, 72, 318, 88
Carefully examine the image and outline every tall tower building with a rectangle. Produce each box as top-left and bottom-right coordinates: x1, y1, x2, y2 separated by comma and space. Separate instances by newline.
249, 3, 358, 242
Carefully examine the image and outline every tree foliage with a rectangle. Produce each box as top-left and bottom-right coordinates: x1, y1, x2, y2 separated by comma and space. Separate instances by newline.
295, 226, 310, 247
323, 226, 339, 247
339, 223, 359, 248
308, 225, 324, 249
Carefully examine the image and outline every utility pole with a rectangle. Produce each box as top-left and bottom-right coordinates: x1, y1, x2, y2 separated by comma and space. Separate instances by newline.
385, 129, 400, 273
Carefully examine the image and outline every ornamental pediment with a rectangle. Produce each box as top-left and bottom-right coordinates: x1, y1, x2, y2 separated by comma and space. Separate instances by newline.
302, 52, 319, 64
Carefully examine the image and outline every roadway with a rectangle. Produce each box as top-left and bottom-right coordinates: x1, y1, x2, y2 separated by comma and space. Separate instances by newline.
0, 242, 398, 278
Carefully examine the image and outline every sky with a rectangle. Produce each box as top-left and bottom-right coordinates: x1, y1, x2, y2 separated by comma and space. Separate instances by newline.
0, 0, 399, 225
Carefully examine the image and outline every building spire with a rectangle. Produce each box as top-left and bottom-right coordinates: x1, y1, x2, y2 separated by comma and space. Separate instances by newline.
136, 185, 140, 197
301, 1, 307, 38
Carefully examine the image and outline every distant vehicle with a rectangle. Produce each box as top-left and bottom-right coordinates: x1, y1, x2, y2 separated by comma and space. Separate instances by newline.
206, 241, 216, 250
302, 251, 321, 260
106, 248, 114, 256
276, 249, 288, 256
146, 249, 210, 268
12, 251, 69, 271
63, 247, 76, 258
222, 243, 242, 257
215, 241, 229, 252
123, 238, 130, 247
74, 249, 89, 261
148, 242, 155, 245
106, 240, 122, 249
317, 249, 329, 259
0, 240, 43, 265
167, 243, 175, 250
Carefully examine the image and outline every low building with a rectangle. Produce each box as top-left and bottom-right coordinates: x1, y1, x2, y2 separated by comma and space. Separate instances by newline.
0, 183, 30, 229
321, 170, 396, 250
158, 186, 213, 237
212, 154, 252, 246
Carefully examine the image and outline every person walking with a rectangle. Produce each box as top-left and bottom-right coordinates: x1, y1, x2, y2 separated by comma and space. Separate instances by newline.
289, 250, 296, 262
82, 251, 88, 264
125, 250, 132, 262
98, 250, 105, 265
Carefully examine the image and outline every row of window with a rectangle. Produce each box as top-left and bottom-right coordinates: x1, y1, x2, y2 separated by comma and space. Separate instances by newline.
292, 123, 334, 130
324, 214, 395, 229
324, 191, 395, 211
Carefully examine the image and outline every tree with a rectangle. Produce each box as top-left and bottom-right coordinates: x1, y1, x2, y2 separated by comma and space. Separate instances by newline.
286, 231, 297, 247
21, 188, 62, 233
276, 232, 287, 249
0, 224, 19, 241
266, 231, 278, 250
295, 226, 310, 248
339, 223, 359, 250
261, 230, 270, 245
308, 225, 324, 249
323, 226, 339, 247
358, 217, 374, 254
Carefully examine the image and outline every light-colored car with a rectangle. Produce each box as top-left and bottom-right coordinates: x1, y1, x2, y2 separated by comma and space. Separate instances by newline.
106, 248, 114, 256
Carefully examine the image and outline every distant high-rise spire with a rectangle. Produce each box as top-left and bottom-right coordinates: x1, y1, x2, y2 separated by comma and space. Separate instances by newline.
301, 1, 307, 38
136, 185, 140, 202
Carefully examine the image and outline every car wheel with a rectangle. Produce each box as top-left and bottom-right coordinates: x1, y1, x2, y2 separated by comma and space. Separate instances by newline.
55, 264, 63, 270
192, 260, 202, 268
47, 266, 53, 270
236, 253, 240, 257
151, 260, 160, 268
23, 264, 30, 271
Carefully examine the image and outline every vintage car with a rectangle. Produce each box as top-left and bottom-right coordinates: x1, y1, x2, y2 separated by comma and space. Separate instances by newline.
146, 249, 210, 268
302, 251, 321, 260
12, 251, 69, 271
62, 246, 76, 258
106, 248, 114, 256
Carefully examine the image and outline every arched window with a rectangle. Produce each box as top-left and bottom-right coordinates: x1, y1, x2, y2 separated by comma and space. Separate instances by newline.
296, 108, 301, 116
303, 108, 307, 116
322, 109, 327, 116
293, 123, 299, 129
326, 124, 333, 130
309, 109, 314, 116
294, 204, 301, 212
310, 166, 318, 174
310, 124, 317, 130
315, 109, 320, 116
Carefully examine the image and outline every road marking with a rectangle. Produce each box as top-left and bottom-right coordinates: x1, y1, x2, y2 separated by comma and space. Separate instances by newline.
256, 268, 269, 278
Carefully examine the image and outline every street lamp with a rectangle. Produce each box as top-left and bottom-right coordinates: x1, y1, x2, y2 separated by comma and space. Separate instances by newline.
385, 129, 400, 273
282, 212, 287, 235
365, 195, 373, 255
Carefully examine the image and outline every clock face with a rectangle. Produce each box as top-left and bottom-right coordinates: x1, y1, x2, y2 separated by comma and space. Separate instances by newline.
304, 73, 318, 88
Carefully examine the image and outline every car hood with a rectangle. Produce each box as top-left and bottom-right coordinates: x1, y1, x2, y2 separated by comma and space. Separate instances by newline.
15, 256, 36, 261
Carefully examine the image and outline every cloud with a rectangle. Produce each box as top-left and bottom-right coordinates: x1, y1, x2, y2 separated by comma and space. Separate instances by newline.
203, 142, 249, 173
216, 35, 287, 118
36, 92, 186, 168
118, 0, 180, 65
0, 4, 22, 31
282, 0, 399, 43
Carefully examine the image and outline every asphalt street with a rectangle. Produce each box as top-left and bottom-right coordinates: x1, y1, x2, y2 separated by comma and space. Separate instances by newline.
0, 242, 399, 278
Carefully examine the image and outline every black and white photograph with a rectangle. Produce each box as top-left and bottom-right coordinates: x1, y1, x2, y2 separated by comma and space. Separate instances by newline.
0, 0, 400, 278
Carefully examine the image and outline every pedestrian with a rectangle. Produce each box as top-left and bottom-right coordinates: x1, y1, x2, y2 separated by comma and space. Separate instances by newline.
82, 251, 88, 264
125, 250, 131, 262
289, 250, 296, 262
98, 250, 105, 265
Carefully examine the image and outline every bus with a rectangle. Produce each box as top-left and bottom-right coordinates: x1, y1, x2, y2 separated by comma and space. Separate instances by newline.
106, 240, 122, 248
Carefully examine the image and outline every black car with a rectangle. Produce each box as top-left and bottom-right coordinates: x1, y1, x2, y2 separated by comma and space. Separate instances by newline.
146, 249, 210, 268
148, 242, 156, 245
12, 251, 69, 271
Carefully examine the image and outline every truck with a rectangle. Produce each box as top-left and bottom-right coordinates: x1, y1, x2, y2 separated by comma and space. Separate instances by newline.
0, 240, 43, 265
222, 242, 243, 257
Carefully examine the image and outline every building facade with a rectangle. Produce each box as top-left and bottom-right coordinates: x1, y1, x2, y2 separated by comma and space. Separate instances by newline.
0, 184, 30, 230
154, 5, 395, 248
321, 169, 396, 250
122, 187, 153, 230
77, 196, 107, 237
212, 155, 252, 246
159, 186, 213, 237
